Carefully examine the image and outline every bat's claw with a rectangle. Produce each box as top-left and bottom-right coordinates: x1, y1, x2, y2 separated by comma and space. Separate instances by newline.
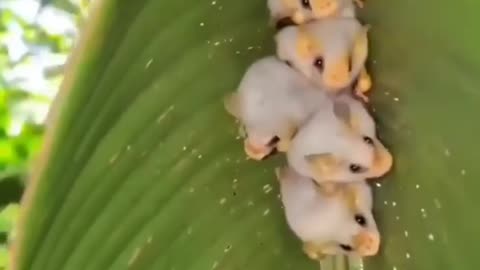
354, 90, 369, 103
354, 68, 372, 102
357, 73, 372, 92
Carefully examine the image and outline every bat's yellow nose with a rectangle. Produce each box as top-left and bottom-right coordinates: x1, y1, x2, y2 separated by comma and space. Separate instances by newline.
323, 61, 350, 90
312, 0, 339, 17
354, 231, 380, 256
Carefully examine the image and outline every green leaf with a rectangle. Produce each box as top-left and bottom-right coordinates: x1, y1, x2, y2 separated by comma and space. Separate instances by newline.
11, 0, 480, 270
0, 245, 8, 269
0, 204, 20, 235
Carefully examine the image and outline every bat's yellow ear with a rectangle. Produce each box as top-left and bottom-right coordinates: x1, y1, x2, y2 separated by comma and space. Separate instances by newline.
306, 153, 338, 181
370, 142, 393, 178
223, 92, 241, 118
351, 25, 370, 71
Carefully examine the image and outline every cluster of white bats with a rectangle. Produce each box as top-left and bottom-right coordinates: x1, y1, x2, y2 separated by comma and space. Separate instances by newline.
224, 0, 394, 261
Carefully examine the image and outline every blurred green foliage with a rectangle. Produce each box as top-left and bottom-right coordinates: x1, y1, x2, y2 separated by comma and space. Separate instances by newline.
0, 204, 20, 269
0, 0, 84, 268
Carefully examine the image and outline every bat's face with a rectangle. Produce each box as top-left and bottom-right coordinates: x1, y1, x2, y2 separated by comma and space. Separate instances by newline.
276, 18, 369, 92
341, 95, 393, 179
321, 182, 380, 256
276, 168, 379, 257
305, 131, 377, 183
305, 98, 393, 183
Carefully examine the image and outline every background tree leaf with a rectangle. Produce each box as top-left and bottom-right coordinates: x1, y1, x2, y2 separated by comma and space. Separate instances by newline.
0, 204, 19, 234
12, 0, 480, 270
1, 245, 9, 269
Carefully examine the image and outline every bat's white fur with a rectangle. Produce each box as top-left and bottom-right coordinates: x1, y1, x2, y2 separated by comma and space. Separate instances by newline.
286, 92, 389, 183
226, 56, 330, 154
276, 18, 368, 92
277, 167, 379, 256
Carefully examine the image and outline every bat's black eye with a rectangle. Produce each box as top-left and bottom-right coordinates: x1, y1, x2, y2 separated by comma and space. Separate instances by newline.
355, 214, 367, 227
301, 0, 312, 9
363, 136, 374, 145
349, 164, 363, 173
339, 244, 353, 251
313, 57, 324, 72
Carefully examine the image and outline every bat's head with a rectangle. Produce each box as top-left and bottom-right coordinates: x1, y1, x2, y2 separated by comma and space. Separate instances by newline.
275, 18, 369, 92
321, 182, 380, 256
304, 98, 393, 183
337, 94, 393, 178
275, 167, 379, 257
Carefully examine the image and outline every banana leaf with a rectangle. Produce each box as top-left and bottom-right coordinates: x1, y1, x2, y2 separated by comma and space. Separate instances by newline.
10, 0, 480, 269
